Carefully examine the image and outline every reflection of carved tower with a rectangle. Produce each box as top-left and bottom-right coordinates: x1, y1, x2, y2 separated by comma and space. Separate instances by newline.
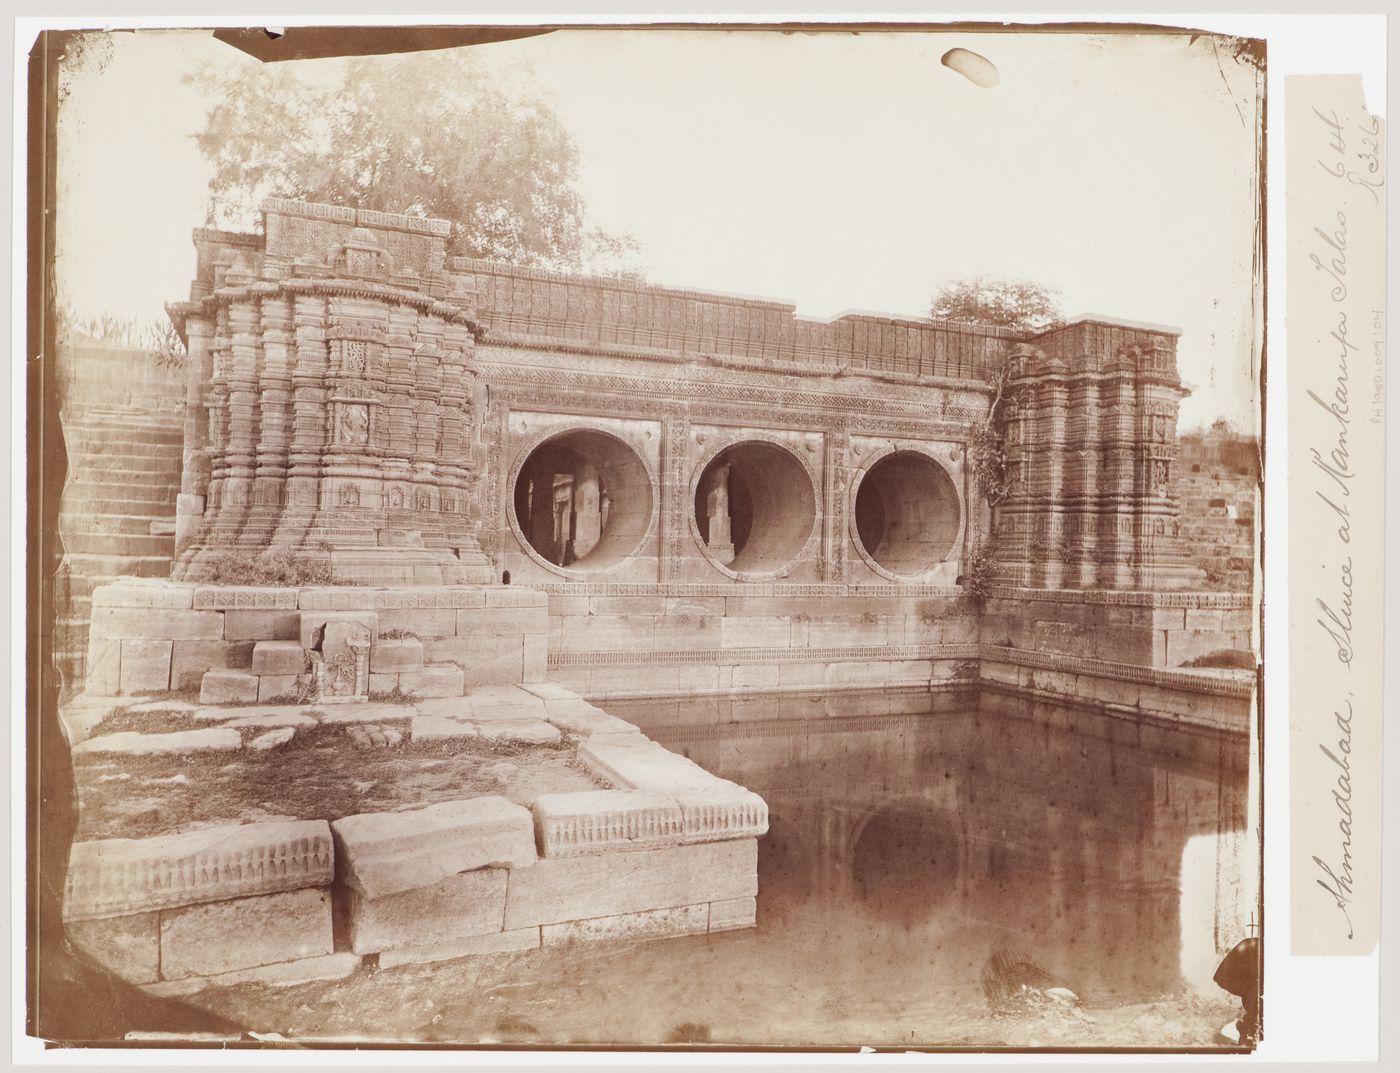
703, 461, 735, 562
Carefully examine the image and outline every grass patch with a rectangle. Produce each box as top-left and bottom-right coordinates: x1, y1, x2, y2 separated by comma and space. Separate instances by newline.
1181, 650, 1256, 670
72, 722, 601, 842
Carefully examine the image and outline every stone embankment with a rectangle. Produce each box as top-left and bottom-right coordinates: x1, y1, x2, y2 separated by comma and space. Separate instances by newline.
61, 683, 767, 995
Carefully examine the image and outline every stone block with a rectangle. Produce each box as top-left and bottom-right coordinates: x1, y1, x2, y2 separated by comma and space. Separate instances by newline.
257, 675, 300, 702
485, 586, 548, 608
227, 711, 317, 730
223, 610, 301, 642
90, 607, 224, 642
248, 727, 296, 751
371, 638, 425, 673
522, 634, 547, 684
140, 951, 360, 997
119, 639, 172, 694
674, 785, 770, 842
159, 887, 334, 981
251, 640, 308, 677
192, 586, 299, 611
200, 669, 259, 705
467, 685, 547, 721
92, 580, 195, 609
65, 819, 334, 920
577, 735, 725, 793
731, 664, 781, 691
409, 716, 483, 743
397, 664, 464, 698
557, 617, 656, 653
84, 636, 121, 695
343, 867, 508, 955
720, 616, 791, 648
66, 911, 160, 984
331, 796, 536, 900
413, 696, 473, 720
709, 896, 758, 932
518, 681, 576, 701
539, 700, 641, 739
374, 609, 457, 638
369, 672, 399, 693
478, 718, 561, 745
73, 727, 242, 758
541, 903, 708, 947
299, 611, 378, 651
503, 838, 758, 929
376, 926, 540, 969
170, 640, 255, 690
533, 790, 684, 857
426, 635, 524, 686
317, 702, 414, 725
549, 595, 592, 616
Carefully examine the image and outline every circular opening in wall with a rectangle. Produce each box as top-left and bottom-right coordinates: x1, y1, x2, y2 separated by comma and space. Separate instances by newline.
692, 441, 816, 575
852, 451, 961, 577
512, 430, 652, 572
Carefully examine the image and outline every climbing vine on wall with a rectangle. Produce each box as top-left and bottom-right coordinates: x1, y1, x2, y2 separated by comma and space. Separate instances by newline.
972, 360, 1014, 506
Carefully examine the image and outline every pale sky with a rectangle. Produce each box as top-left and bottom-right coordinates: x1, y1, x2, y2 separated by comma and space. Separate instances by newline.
55, 28, 1262, 429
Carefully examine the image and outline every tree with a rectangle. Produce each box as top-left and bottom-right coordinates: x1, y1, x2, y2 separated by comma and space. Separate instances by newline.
929, 275, 1063, 333
188, 51, 637, 272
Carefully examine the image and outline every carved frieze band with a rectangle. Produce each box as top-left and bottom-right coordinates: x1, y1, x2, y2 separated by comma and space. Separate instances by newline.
63, 819, 334, 921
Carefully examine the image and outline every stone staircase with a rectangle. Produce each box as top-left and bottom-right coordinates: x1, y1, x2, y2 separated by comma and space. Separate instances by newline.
54, 405, 183, 694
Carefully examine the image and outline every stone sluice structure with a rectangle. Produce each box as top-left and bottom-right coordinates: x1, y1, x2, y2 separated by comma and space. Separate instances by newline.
63, 198, 1254, 993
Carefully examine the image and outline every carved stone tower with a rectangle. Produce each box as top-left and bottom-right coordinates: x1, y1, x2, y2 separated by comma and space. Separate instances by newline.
167, 200, 495, 585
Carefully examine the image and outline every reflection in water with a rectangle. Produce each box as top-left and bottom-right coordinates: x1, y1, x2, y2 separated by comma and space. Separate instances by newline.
627, 689, 1252, 1015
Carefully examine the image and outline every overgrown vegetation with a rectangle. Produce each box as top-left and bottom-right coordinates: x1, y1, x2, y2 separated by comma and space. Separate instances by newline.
57, 305, 187, 369
961, 543, 998, 604
971, 358, 1014, 507
201, 548, 333, 587
929, 276, 1063, 333
72, 720, 595, 841
1181, 650, 1256, 670
188, 50, 641, 275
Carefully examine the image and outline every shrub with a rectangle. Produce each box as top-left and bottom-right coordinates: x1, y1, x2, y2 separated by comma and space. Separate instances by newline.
203, 548, 332, 587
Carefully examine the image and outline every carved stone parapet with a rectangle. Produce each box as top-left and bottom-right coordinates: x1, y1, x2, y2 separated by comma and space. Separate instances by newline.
64, 820, 334, 921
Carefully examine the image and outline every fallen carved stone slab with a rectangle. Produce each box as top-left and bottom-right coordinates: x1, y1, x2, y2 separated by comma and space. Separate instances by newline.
331, 796, 536, 900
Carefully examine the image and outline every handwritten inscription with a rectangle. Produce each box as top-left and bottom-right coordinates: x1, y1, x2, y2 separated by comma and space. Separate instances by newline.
1301, 98, 1383, 946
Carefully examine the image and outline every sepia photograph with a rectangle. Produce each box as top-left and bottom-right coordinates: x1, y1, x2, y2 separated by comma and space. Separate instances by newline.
25, 20, 1265, 1053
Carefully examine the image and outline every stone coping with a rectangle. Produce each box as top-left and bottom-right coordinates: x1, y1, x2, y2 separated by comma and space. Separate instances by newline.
551, 643, 1252, 699
90, 578, 546, 612
64, 819, 334, 921
525, 580, 1251, 608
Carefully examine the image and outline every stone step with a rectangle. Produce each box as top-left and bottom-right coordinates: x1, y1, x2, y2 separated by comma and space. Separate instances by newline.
61, 531, 176, 557
63, 480, 178, 503
63, 443, 184, 465
64, 424, 183, 443
60, 495, 181, 516
57, 512, 174, 536
61, 463, 184, 484
58, 553, 172, 579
